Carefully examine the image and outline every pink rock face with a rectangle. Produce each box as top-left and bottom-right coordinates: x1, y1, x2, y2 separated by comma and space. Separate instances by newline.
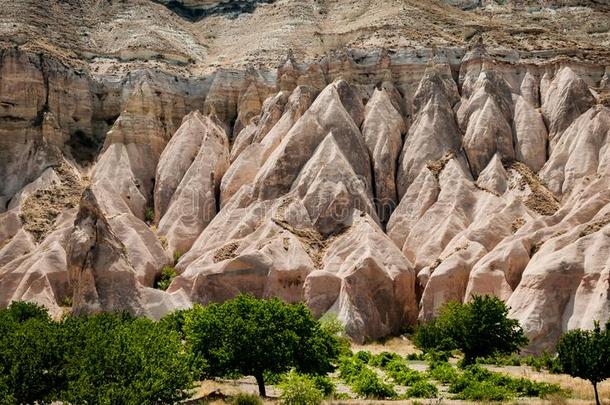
154, 111, 230, 256
1, 44, 610, 350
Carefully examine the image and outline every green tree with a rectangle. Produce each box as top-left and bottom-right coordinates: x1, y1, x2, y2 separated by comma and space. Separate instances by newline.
58, 313, 193, 404
0, 302, 64, 404
414, 295, 528, 365
184, 295, 341, 397
556, 322, 610, 405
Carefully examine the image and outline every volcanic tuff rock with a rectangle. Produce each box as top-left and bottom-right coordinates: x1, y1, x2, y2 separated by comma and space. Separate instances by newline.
1, 0, 610, 349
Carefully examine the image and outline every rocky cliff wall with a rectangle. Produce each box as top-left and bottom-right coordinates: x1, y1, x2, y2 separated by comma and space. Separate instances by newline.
1, 41, 609, 351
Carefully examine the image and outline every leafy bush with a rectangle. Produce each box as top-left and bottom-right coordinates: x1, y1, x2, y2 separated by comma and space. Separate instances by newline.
2, 301, 50, 323
338, 356, 366, 384
448, 364, 562, 400
369, 351, 401, 368
424, 350, 451, 364
405, 380, 439, 398
173, 250, 182, 264
144, 207, 154, 223
155, 265, 177, 290
232, 392, 263, 405
414, 296, 528, 365
383, 358, 425, 386
311, 374, 335, 397
263, 370, 286, 385
524, 351, 562, 373
185, 295, 341, 396
158, 308, 189, 338
477, 354, 522, 366
453, 380, 512, 401
279, 371, 324, 405
354, 350, 372, 364
350, 367, 397, 399
427, 361, 460, 384
476, 352, 563, 373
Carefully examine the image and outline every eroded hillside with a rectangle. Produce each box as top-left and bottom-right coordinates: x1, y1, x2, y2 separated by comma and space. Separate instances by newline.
0, 0, 609, 351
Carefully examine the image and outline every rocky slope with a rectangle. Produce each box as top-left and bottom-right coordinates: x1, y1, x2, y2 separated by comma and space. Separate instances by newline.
1, 0, 610, 351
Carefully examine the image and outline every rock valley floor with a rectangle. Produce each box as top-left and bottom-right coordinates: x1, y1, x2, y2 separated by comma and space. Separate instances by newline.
1, 0, 610, 352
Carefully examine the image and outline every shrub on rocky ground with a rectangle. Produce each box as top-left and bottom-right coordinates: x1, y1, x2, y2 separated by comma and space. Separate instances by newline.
311, 374, 335, 397
354, 350, 372, 363
405, 380, 439, 398
350, 367, 397, 399
426, 360, 460, 384
279, 371, 324, 405
369, 351, 402, 368
154, 265, 177, 290
382, 358, 425, 386
449, 364, 563, 400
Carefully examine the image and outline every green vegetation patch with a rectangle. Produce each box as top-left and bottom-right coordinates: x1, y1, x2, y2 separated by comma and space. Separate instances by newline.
405, 380, 439, 398
154, 265, 177, 290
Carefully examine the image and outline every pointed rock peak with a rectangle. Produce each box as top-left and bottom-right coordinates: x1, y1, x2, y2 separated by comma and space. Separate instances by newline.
73, 187, 110, 229
278, 48, 298, 70
370, 81, 403, 113
413, 66, 459, 114
368, 86, 392, 107
286, 85, 318, 117
553, 66, 580, 83
463, 37, 489, 63
203, 105, 230, 135
294, 131, 355, 185
474, 70, 513, 98
477, 153, 508, 195
542, 66, 595, 140
180, 109, 203, 125
330, 79, 366, 127
239, 81, 262, 104
438, 155, 471, 184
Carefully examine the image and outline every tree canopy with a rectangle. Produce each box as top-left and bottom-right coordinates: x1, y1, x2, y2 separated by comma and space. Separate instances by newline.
414, 295, 528, 365
184, 294, 342, 396
556, 321, 610, 405
0, 302, 193, 405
